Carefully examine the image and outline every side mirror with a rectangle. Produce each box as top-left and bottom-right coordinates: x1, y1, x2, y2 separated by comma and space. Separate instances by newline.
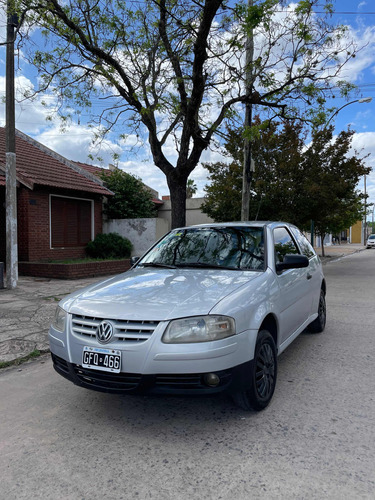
276, 254, 309, 273
130, 256, 140, 266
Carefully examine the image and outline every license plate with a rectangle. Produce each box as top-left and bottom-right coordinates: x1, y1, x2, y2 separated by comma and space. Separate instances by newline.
82, 346, 121, 373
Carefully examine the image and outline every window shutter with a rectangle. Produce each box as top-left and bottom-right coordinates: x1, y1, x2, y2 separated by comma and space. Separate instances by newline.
51, 197, 92, 248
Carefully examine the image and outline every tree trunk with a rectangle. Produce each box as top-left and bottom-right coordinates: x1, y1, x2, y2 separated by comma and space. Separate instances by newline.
167, 172, 188, 228
320, 233, 326, 257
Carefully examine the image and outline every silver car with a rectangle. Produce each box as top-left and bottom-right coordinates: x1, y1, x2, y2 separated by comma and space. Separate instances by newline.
49, 222, 326, 411
366, 234, 375, 248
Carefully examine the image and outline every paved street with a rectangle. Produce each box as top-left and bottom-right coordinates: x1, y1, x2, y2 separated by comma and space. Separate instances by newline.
1, 249, 375, 499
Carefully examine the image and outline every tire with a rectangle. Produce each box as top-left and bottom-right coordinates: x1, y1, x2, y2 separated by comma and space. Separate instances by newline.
308, 289, 326, 333
233, 330, 277, 411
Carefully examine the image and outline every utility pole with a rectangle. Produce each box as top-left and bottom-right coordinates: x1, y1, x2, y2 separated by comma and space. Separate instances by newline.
5, 0, 18, 289
241, 0, 255, 222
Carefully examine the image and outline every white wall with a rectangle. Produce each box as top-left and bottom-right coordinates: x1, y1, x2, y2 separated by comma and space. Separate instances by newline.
103, 218, 169, 257
157, 197, 214, 229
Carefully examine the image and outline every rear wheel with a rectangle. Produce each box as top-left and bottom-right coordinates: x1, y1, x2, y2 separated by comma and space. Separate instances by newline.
233, 330, 277, 411
308, 289, 326, 333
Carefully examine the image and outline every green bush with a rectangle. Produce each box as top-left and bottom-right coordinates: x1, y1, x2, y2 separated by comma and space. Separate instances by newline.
86, 233, 133, 259
101, 168, 156, 219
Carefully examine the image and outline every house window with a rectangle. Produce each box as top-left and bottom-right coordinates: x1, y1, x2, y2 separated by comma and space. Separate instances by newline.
51, 196, 92, 248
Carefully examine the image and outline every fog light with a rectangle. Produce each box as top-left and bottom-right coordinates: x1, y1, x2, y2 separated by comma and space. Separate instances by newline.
204, 373, 220, 387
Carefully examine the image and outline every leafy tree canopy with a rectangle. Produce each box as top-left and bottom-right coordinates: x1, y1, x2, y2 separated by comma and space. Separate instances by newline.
202, 119, 370, 246
101, 168, 156, 219
12, 0, 359, 227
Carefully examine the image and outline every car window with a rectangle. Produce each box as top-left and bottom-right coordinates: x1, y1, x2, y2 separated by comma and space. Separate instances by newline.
290, 227, 316, 259
140, 227, 265, 270
369, 235, 375, 240
273, 227, 299, 264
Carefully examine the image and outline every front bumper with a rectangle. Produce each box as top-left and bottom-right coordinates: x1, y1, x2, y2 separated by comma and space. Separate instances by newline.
51, 353, 253, 396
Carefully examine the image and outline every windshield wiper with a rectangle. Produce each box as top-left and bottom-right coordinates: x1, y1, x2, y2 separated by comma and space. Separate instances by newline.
141, 262, 177, 269
175, 262, 240, 271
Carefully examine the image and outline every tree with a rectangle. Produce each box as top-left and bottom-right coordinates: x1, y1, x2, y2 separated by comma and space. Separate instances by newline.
15, 0, 358, 227
202, 118, 306, 223
101, 168, 156, 219
186, 179, 197, 198
202, 121, 370, 255
301, 127, 370, 255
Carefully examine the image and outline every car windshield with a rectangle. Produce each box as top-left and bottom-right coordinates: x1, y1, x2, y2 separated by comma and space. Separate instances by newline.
369, 235, 375, 240
139, 227, 265, 271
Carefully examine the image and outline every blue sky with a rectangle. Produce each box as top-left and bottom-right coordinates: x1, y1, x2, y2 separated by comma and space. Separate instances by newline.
327, 0, 375, 219
0, 1, 375, 217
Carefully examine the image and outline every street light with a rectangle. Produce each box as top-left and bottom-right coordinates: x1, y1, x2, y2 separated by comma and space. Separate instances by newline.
325, 97, 373, 128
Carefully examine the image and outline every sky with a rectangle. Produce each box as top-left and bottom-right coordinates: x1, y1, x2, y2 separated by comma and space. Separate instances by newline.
0, 1, 375, 218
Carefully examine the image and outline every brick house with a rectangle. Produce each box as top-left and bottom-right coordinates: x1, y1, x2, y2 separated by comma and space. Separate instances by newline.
0, 128, 113, 265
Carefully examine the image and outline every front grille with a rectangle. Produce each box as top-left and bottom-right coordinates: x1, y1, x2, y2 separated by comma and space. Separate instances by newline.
73, 365, 142, 391
71, 314, 159, 344
155, 374, 204, 389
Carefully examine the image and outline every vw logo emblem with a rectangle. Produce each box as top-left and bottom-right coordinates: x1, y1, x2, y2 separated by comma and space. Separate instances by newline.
97, 320, 114, 344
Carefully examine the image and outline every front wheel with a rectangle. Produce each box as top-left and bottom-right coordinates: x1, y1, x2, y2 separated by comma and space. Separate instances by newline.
233, 330, 277, 411
308, 289, 326, 333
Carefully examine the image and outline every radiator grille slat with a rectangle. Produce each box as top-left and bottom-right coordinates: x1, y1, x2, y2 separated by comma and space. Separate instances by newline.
71, 314, 159, 344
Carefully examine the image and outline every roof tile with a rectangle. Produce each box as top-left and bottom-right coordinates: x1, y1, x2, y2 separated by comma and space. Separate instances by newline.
0, 128, 112, 196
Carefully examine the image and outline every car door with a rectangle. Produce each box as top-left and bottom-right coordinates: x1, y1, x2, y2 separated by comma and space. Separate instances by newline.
290, 226, 322, 317
273, 226, 311, 344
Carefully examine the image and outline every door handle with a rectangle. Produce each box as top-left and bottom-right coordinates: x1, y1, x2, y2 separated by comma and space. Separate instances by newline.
307, 273, 312, 280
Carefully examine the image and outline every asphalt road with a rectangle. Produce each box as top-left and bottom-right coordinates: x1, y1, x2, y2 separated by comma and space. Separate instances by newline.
1, 250, 374, 499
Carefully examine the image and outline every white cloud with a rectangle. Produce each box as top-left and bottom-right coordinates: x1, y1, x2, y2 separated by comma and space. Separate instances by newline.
34, 124, 123, 165
0, 75, 60, 135
338, 26, 375, 83
0, 6, 6, 45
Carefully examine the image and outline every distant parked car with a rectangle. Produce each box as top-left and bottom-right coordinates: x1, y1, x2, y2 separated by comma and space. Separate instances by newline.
366, 234, 375, 248
49, 222, 326, 411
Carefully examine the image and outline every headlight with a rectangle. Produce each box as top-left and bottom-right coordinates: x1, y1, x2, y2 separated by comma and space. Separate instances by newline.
52, 306, 67, 332
162, 315, 235, 344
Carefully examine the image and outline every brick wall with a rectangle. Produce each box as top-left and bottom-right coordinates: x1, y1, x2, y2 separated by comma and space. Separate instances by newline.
18, 188, 30, 261
19, 259, 131, 279
1, 185, 104, 265
18, 187, 104, 262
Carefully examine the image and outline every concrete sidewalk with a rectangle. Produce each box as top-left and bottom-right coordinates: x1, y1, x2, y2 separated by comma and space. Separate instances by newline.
0, 274, 111, 365
314, 242, 365, 261
0, 243, 366, 365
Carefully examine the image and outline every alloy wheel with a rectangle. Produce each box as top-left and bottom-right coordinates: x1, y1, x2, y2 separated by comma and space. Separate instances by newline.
255, 343, 275, 399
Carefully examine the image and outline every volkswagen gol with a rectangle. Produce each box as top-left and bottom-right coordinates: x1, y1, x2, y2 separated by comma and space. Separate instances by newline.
49, 222, 326, 410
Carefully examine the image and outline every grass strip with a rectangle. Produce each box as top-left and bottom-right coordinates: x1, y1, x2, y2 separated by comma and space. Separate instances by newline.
0, 349, 43, 370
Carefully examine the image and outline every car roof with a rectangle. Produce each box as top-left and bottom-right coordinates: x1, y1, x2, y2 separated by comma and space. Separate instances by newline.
175, 221, 296, 230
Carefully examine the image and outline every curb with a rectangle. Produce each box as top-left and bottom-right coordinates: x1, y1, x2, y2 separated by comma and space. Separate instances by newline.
319, 247, 366, 265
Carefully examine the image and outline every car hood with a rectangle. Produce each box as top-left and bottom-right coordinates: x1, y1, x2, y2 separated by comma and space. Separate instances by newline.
61, 268, 261, 321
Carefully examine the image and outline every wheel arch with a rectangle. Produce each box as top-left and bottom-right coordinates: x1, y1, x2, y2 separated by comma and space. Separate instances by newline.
259, 314, 278, 349
321, 279, 327, 295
